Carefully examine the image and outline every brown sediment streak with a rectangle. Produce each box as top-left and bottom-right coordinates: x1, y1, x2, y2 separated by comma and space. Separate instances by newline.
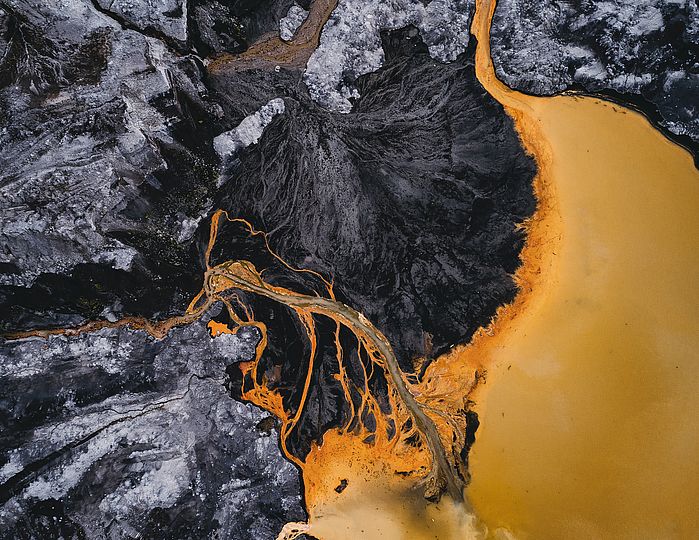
208, 0, 338, 72
3, 301, 216, 341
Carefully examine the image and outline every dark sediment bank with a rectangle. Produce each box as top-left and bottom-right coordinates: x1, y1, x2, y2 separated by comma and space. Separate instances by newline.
207, 27, 536, 457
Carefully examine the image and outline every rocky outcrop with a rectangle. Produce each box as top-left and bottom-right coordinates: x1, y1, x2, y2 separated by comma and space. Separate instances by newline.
279, 3, 309, 41
0, 0, 243, 332
93, 0, 188, 44
0, 313, 305, 539
304, 0, 473, 111
0, 0, 218, 291
490, 0, 699, 160
213, 98, 286, 161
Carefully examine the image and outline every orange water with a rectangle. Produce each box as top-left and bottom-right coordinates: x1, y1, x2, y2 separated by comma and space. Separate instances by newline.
465, 1, 699, 538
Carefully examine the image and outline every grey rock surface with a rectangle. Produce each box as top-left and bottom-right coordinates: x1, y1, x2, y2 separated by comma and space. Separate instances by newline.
304, 0, 473, 112
95, 0, 188, 43
0, 311, 305, 539
213, 97, 286, 161
0, 4, 304, 519
490, 0, 699, 148
279, 3, 309, 41
0, 0, 221, 290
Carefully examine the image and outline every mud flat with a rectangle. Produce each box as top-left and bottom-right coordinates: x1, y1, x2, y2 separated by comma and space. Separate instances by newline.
300, 431, 483, 540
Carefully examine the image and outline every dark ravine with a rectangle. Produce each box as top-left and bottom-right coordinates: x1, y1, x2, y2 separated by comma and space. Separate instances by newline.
212, 27, 537, 372
201, 25, 536, 462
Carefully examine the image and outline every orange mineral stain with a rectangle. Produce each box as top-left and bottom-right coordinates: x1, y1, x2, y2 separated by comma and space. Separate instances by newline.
300, 429, 485, 540
186, 211, 465, 507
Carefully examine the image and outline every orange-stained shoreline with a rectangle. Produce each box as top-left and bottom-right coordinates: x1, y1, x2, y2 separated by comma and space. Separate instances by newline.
6, 0, 699, 537
465, 1, 699, 538
295, 1, 561, 537
417, 0, 561, 424
306, 0, 699, 537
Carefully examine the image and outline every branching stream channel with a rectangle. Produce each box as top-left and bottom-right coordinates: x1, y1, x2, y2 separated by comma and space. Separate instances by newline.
6, 209, 467, 504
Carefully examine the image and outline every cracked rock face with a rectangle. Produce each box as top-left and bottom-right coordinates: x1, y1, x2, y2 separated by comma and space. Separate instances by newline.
0, 4, 182, 287
490, 0, 699, 158
0, 312, 305, 539
0, 1, 308, 535
213, 98, 286, 161
95, 0, 188, 43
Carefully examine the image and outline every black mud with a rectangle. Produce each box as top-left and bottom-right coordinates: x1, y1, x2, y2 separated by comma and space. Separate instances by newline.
206, 26, 536, 457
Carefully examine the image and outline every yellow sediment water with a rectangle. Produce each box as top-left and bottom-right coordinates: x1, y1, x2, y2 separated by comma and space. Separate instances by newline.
302, 431, 484, 540
305, 0, 699, 536
463, 0, 699, 538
